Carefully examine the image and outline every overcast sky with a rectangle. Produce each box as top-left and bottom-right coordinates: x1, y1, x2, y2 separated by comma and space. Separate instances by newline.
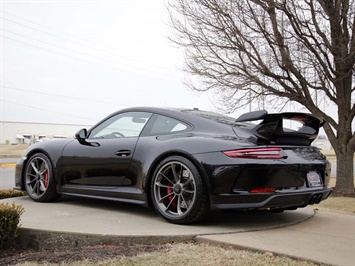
1, 0, 220, 125
1, 0, 349, 135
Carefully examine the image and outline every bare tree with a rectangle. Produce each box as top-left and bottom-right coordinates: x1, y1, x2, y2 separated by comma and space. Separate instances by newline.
169, 0, 355, 192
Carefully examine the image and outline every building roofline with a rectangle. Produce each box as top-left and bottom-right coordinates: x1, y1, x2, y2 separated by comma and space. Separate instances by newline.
0, 121, 92, 127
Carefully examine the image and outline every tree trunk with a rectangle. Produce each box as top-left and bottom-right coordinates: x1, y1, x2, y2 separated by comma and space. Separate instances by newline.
334, 147, 355, 193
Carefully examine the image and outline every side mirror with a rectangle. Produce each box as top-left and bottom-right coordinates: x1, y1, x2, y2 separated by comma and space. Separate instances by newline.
75, 129, 100, 147
75, 128, 88, 143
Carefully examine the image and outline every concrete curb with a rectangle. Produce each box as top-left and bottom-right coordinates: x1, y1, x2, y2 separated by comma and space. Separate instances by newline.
16, 228, 195, 250
194, 236, 324, 266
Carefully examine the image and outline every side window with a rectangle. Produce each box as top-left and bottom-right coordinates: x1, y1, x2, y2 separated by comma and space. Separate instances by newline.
89, 112, 152, 139
150, 115, 190, 134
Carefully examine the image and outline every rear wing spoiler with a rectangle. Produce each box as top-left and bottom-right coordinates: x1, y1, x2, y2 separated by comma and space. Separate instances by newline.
236, 110, 325, 145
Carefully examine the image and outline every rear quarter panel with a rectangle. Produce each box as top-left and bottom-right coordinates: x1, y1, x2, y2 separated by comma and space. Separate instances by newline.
131, 133, 254, 191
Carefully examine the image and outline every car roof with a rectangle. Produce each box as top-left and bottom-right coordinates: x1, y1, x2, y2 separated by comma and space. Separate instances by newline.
108, 107, 238, 134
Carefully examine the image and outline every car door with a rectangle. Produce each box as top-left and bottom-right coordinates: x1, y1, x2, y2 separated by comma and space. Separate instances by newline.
61, 111, 152, 187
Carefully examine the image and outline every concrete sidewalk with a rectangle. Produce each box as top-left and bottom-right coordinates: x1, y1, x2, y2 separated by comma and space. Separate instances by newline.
197, 211, 355, 266
2, 196, 354, 265
2, 196, 315, 236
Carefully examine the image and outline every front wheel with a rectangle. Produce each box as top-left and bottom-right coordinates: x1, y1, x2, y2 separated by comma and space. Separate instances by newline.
151, 156, 210, 224
24, 153, 60, 202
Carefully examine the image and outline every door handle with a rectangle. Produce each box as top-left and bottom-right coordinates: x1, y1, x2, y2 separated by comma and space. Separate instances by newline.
115, 150, 131, 157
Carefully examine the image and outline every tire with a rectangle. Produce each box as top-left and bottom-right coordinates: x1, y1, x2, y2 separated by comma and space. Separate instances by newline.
151, 156, 210, 224
24, 153, 60, 202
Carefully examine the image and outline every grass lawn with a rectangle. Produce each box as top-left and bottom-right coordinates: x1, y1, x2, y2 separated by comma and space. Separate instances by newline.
316, 195, 355, 215
17, 243, 321, 266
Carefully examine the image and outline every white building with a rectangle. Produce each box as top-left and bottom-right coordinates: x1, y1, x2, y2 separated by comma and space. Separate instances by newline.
0, 121, 92, 144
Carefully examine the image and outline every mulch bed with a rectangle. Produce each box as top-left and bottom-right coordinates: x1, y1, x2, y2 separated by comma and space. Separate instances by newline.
0, 244, 170, 265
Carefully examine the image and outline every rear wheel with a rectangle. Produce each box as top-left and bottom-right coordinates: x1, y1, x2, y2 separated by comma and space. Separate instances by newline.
151, 156, 210, 224
24, 153, 60, 202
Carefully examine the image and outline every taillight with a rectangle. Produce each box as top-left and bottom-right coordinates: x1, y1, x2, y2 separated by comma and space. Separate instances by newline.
223, 147, 285, 159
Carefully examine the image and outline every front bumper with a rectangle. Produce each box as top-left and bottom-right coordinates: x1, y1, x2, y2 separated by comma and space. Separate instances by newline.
15, 160, 25, 190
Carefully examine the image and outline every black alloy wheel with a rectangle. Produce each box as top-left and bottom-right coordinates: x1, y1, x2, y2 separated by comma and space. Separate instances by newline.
151, 156, 210, 224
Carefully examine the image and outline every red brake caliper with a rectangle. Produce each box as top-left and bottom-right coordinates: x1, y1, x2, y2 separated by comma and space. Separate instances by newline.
44, 170, 49, 188
166, 187, 177, 207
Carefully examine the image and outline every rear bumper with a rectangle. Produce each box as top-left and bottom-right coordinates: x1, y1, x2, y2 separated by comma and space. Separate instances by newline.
211, 187, 332, 210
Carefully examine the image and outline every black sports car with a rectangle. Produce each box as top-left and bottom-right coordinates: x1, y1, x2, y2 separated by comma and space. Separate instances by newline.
15, 107, 332, 224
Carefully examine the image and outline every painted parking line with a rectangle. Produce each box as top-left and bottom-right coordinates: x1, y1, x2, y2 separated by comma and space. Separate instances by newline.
0, 163, 16, 168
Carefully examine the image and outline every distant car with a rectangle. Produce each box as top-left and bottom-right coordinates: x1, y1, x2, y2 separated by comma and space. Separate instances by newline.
15, 107, 332, 224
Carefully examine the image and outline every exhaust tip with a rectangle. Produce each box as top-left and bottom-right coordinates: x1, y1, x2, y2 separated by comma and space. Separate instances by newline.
315, 194, 323, 204
309, 195, 316, 205
310, 194, 323, 205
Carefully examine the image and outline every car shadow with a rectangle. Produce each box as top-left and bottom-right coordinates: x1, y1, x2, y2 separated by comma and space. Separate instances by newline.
55, 195, 313, 230
57, 195, 157, 218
